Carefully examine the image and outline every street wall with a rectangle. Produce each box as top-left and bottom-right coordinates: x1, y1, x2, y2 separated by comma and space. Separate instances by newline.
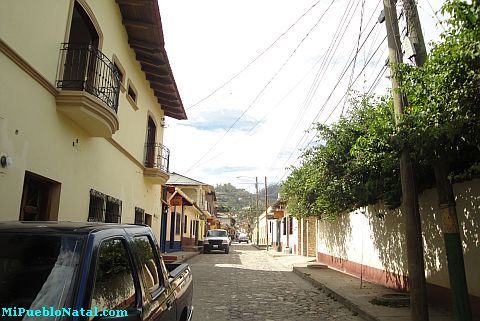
316, 178, 480, 315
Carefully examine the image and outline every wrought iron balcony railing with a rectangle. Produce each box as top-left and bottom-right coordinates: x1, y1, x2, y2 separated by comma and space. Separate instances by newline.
56, 43, 120, 112
144, 143, 170, 173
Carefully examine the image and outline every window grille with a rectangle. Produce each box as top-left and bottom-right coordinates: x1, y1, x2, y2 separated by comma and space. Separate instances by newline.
106, 196, 122, 223
88, 189, 122, 223
135, 207, 145, 224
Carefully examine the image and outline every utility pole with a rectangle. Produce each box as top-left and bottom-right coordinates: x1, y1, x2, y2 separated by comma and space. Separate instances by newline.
265, 176, 268, 251
402, 1, 473, 319
383, 1, 429, 320
256, 177, 259, 246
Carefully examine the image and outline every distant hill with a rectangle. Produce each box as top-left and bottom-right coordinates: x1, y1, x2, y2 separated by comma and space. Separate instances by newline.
215, 183, 280, 221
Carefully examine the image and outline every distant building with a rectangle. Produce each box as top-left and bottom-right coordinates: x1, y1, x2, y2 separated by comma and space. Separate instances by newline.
165, 173, 216, 252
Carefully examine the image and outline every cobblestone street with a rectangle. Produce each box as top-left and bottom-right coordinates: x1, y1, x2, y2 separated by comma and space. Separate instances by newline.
190, 244, 365, 321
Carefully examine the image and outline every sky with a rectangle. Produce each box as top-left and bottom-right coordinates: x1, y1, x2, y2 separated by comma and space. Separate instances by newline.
158, 0, 445, 192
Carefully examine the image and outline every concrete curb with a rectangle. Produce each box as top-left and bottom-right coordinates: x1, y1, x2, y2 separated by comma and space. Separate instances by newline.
175, 252, 201, 264
293, 267, 379, 321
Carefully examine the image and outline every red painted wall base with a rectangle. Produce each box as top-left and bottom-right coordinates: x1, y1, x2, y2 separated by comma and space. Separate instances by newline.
317, 251, 480, 318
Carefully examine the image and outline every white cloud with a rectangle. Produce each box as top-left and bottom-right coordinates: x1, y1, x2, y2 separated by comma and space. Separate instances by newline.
160, 0, 446, 189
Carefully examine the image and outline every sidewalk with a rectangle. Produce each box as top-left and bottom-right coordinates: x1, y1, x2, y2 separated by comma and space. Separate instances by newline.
266, 249, 453, 321
161, 250, 200, 264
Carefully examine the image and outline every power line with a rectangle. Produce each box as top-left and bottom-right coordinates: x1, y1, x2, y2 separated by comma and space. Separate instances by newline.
185, 0, 337, 173
188, 53, 327, 171
186, 0, 325, 111
342, 0, 367, 115
273, 34, 388, 185
271, 1, 384, 177
269, 0, 361, 173
272, 22, 384, 183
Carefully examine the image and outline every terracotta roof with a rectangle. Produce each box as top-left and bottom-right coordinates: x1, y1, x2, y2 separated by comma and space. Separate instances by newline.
116, 0, 187, 120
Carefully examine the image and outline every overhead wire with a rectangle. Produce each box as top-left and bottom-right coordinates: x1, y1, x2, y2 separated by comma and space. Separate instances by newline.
272, 32, 388, 184
271, 0, 383, 176
186, 0, 326, 111
185, 0, 337, 173
187, 52, 328, 171
342, 0, 366, 115
280, 0, 359, 151
269, 0, 364, 173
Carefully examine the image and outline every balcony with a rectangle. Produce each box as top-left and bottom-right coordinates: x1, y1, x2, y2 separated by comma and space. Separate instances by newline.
143, 143, 170, 184
55, 43, 120, 137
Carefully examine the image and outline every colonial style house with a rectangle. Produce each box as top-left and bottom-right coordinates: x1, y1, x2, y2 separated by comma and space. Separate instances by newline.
0, 0, 186, 242
165, 173, 216, 251
270, 200, 299, 254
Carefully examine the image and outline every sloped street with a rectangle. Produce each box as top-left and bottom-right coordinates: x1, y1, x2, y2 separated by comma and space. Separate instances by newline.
189, 244, 364, 321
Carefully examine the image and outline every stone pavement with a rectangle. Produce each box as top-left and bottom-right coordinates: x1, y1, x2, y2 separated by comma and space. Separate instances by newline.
189, 244, 364, 321
264, 249, 453, 321
163, 245, 454, 321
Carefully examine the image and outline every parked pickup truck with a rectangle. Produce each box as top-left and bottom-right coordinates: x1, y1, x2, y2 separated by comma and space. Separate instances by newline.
0, 221, 193, 321
203, 229, 230, 254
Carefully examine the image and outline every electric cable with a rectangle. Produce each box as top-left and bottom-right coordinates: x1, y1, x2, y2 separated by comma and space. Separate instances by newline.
185, 0, 337, 173
186, 0, 326, 111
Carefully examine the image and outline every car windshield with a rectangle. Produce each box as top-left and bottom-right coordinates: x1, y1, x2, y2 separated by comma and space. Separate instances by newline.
0, 233, 84, 320
207, 230, 228, 237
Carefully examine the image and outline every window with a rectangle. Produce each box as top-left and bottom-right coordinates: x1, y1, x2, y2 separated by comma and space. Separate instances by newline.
289, 217, 293, 235
184, 216, 188, 234
132, 235, 162, 293
88, 189, 122, 223
206, 230, 228, 237
112, 55, 125, 90
90, 239, 136, 313
105, 197, 122, 223
127, 80, 137, 103
0, 234, 83, 313
282, 218, 287, 235
114, 62, 124, 84
135, 207, 145, 224
175, 213, 181, 235
19, 171, 61, 221
144, 213, 152, 227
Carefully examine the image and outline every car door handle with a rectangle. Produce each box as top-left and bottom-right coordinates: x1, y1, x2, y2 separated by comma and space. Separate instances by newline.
166, 299, 173, 311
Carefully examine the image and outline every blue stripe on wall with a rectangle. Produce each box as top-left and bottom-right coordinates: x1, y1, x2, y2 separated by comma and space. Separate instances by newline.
165, 241, 181, 252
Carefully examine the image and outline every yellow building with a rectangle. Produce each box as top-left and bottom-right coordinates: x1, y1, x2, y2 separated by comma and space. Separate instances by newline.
0, 0, 186, 242
166, 173, 216, 250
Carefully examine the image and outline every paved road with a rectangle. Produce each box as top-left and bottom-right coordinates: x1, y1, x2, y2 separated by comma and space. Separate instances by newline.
189, 243, 365, 321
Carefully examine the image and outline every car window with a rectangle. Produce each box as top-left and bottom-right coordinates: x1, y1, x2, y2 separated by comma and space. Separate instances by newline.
132, 235, 163, 294
0, 234, 83, 321
90, 239, 136, 315
206, 230, 227, 237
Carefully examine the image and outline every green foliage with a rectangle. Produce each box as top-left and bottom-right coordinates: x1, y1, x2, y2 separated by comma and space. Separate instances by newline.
281, 0, 480, 219
215, 183, 279, 221
281, 94, 401, 219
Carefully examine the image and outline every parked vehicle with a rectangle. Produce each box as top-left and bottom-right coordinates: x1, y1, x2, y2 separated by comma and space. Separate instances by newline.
0, 221, 193, 321
203, 229, 230, 254
238, 233, 249, 243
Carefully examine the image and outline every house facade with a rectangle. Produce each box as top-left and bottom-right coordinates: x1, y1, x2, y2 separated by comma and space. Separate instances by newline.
0, 0, 186, 242
165, 173, 216, 251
